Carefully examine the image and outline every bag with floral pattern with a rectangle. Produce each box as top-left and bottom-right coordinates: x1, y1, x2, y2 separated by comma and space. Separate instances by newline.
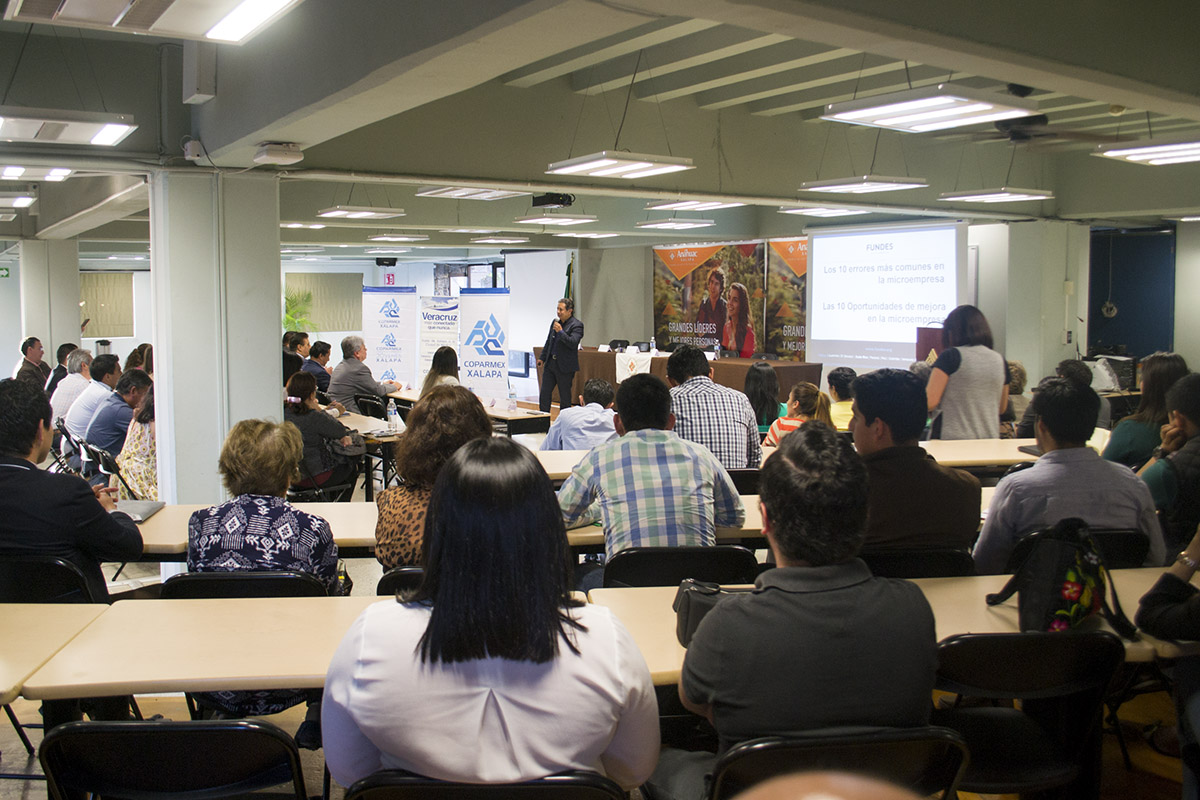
985, 517, 1139, 639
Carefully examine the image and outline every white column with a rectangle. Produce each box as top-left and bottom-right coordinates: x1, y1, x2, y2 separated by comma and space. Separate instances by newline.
18, 239, 80, 358
1176, 222, 1200, 366
149, 170, 280, 504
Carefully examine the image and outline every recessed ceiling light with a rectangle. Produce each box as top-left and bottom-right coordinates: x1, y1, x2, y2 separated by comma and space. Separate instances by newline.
368, 234, 429, 242
416, 186, 530, 201
471, 236, 530, 244
644, 200, 746, 211
778, 207, 870, 217
821, 83, 1037, 132
636, 218, 716, 230
799, 175, 929, 193
514, 212, 597, 226
317, 205, 405, 219
546, 151, 695, 179
937, 187, 1053, 203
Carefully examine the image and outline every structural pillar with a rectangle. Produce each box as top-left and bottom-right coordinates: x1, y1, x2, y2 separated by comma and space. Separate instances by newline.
18, 239, 80, 359
149, 170, 281, 503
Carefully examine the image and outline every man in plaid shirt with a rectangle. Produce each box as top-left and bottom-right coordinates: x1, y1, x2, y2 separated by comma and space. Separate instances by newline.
558, 374, 745, 573
666, 345, 762, 469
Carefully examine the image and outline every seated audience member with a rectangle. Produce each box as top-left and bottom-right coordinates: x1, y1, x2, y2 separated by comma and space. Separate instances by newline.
419, 346, 461, 397
666, 344, 761, 469
764, 381, 832, 446
558, 374, 744, 571
1139, 372, 1200, 552
324, 437, 658, 790
328, 335, 400, 414
138, 343, 153, 376
1105, 351, 1189, 469
974, 377, 1164, 573
123, 344, 145, 372
283, 331, 306, 386
302, 340, 335, 394
0, 378, 141, 729
1006, 360, 1030, 420
744, 361, 782, 435
115, 385, 157, 500
285, 372, 359, 502
849, 369, 980, 551
85, 369, 152, 456
64, 353, 121, 440
45, 342, 77, 397
648, 422, 937, 800
375, 385, 492, 569
50, 348, 92, 425
188, 418, 338, 736
540, 378, 617, 451
908, 360, 933, 385
827, 366, 857, 430
1135, 522, 1200, 795
15, 336, 51, 389
1016, 359, 1111, 437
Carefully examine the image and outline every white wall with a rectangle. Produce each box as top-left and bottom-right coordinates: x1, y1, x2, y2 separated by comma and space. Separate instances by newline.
578, 246, 651, 347
969, 224, 1010, 357
1176, 222, 1200, 366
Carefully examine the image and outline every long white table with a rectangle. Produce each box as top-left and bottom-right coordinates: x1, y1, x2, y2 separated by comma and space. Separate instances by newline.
0, 605, 107, 705
388, 388, 551, 436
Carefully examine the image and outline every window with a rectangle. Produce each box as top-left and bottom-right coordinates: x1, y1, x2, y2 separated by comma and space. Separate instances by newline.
80, 272, 134, 338
285, 273, 362, 331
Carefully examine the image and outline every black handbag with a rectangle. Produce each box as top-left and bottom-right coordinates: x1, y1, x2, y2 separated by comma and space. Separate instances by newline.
986, 517, 1138, 639
672, 579, 752, 646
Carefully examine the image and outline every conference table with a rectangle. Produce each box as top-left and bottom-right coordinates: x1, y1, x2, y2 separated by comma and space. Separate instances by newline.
387, 388, 551, 436
0, 605, 107, 705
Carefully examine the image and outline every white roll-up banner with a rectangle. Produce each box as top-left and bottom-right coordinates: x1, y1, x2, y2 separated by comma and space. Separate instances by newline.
362, 286, 417, 389
418, 297, 459, 379
458, 288, 510, 401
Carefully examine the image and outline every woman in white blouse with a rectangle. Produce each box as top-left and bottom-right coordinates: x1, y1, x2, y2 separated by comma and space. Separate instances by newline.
323, 437, 659, 790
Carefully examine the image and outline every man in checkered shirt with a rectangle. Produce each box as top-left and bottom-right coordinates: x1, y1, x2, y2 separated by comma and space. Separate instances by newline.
557, 374, 745, 579
666, 345, 762, 470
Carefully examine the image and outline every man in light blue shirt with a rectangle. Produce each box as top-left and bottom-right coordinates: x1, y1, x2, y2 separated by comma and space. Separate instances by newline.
540, 378, 617, 451
974, 377, 1165, 573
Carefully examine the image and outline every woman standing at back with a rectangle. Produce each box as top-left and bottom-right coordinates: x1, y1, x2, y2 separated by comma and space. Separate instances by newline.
926, 305, 1008, 439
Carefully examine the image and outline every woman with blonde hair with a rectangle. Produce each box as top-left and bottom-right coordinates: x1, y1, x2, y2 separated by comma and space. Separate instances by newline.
764, 382, 832, 446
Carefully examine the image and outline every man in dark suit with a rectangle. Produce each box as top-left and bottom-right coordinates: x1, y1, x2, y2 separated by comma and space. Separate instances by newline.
538, 298, 584, 412
45, 342, 77, 397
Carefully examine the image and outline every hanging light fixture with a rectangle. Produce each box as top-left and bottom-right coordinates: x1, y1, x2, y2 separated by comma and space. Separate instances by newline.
318, 205, 405, 219
635, 218, 715, 230
0, 107, 137, 146
821, 83, 1037, 132
937, 188, 1053, 203
778, 207, 869, 218
799, 175, 928, 193
547, 151, 694, 179
644, 200, 744, 211
1093, 137, 1200, 166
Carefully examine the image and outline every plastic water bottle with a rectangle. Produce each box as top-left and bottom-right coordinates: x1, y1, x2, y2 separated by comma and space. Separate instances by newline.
386, 399, 400, 433
649, 335, 656, 353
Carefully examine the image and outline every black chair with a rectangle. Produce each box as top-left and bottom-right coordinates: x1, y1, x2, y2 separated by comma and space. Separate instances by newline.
603, 546, 759, 588
930, 631, 1125, 797
633, 341, 651, 352
160, 570, 328, 600
1005, 528, 1150, 573
749, 353, 777, 360
377, 567, 425, 596
719, 350, 739, 359
39, 719, 309, 800
858, 548, 975, 579
708, 726, 969, 800
356, 394, 388, 420
85, 442, 139, 500
607, 339, 630, 350
289, 456, 357, 503
345, 769, 625, 800
0, 556, 95, 604
726, 469, 759, 494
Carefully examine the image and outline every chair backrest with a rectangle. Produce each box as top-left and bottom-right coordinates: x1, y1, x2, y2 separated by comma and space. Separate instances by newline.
936, 631, 1124, 701
356, 394, 387, 420
40, 719, 308, 800
345, 769, 625, 800
858, 549, 976, 579
0, 556, 96, 603
377, 566, 425, 596
1005, 527, 1149, 573
607, 339, 630, 350
709, 726, 969, 800
726, 468, 760, 494
719, 350, 739, 359
160, 570, 328, 599
603, 546, 759, 588
750, 353, 777, 360
633, 341, 651, 352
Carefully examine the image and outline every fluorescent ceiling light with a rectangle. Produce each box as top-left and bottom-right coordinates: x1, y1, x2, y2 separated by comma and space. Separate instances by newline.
778, 207, 870, 218
1173, 216, 1200, 222
800, 175, 929, 194
636, 218, 716, 230
2, 166, 24, 179
0, 106, 137, 146
317, 205, 405, 219
1094, 138, 1200, 166
821, 83, 1037, 133
471, 236, 530, 244
443, 228, 500, 234
0, 213, 15, 222
416, 186, 530, 201
644, 200, 745, 211
280, 247, 324, 254
546, 151, 694, 179
514, 212, 597, 226
0, 166, 72, 182
366, 248, 411, 254
207, 0, 300, 42
0, 193, 35, 208
281, 223, 326, 229
554, 232, 620, 239
937, 187, 1053, 203
368, 234, 429, 242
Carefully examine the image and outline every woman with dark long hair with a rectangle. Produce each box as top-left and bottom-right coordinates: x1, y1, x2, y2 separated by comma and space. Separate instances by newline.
374, 384, 492, 568
1104, 351, 1190, 468
420, 346, 460, 397
324, 437, 658, 789
925, 305, 1008, 439
744, 361, 781, 434
721, 282, 756, 357
284, 371, 359, 501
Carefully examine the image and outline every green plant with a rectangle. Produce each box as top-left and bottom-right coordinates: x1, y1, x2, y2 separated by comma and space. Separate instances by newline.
283, 289, 315, 332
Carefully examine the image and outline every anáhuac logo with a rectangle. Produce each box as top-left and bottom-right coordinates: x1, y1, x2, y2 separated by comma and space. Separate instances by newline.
464, 314, 506, 357
381, 368, 396, 381
379, 299, 401, 318
381, 333, 397, 348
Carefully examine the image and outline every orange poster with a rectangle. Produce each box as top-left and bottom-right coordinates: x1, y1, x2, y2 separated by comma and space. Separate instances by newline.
768, 238, 808, 278
653, 245, 726, 280
653, 242, 765, 354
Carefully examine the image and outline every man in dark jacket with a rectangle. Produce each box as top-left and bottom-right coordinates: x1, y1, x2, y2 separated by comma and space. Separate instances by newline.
538, 298, 584, 412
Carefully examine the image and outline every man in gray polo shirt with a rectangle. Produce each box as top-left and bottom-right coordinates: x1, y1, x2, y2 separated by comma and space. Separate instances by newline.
648, 422, 937, 800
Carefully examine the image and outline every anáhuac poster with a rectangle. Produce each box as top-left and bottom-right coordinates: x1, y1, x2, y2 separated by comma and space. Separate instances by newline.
652, 242, 765, 358
765, 238, 808, 361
